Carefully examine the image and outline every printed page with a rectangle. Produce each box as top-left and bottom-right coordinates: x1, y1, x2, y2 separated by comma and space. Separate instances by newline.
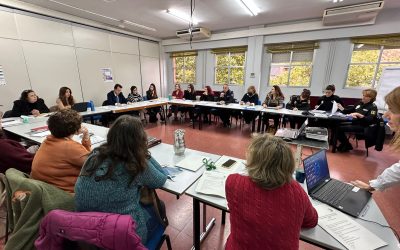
315, 204, 387, 250
195, 171, 228, 198
176, 155, 209, 172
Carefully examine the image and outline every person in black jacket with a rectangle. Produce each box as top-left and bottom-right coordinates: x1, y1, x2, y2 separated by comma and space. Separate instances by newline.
178, 84, 196, 120
106, 84, 127, 105
145, 83, 164, 123
11, 90, 49, 117
336, 88, 378, 152
316, 84, 343, 112
286, 89, 311, 129
216, 84, 235, 127
240, 86, 259, 124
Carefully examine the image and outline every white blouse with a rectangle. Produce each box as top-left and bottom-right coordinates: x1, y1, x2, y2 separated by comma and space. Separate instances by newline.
369, 161, 400, 191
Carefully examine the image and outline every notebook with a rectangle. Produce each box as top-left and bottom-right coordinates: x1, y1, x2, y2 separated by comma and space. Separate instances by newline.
303, 150, 371, 217
176, 155, 209, 172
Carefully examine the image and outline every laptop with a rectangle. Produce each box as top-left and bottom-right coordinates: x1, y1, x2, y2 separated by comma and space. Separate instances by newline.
275, 119, 308, 139
72, 102, 88, 112
305, 127, 329, 141
303, 150, 371, 217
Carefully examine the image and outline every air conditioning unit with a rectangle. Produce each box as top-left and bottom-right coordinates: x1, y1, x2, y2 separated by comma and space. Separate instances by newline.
323, 1, 384, 26
176, 27, 211, 40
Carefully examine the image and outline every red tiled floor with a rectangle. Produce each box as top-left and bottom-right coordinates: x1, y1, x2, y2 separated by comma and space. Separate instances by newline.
147, 118, 400, 250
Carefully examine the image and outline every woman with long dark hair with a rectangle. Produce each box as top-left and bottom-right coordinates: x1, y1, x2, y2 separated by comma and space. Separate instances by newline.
75, 115, 167, 244
146, 83, 164, 123
262, 85, 285, 132
11, 89, 49, 117
56, 87, 75, 110
179, 84, 196, 120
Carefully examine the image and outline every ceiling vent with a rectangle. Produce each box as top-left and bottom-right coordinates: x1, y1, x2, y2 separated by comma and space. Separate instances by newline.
176, 27, 211, 40
323, 1, 384, 26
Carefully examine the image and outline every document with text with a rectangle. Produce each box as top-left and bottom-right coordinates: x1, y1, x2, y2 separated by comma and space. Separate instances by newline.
195, 171, 228, 198
315, 204, 387, 250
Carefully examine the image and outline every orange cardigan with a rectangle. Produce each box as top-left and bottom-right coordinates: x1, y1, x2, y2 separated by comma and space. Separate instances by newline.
31, 135, 91, 193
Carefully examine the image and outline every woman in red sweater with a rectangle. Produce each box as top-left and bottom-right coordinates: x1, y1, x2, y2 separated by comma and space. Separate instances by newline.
0, 112, 34, 173
225, 134, 318, 250
168, 84, 184, 120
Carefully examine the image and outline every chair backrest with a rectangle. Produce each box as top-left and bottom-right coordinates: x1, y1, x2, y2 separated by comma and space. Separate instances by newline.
102, 100, 108, 106
142, 96, 148, 101
3, 110, 12, 118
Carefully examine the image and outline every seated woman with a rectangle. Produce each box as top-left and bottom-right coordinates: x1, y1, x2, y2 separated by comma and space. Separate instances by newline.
286, 89, 311, 129
127, 86, 143, 103
0, 111, 35, 174
240, 85, 259, 124
11, 90, 50, 117
75, 115, 167, 244
336, 88, 378, 152
127, 85, 144, 119
316, 84, 343, 112
262, 85, 285, 132
194, 86, 214, 123
167, 84, 184, 120
179, 84, 196, 120
146, 83, 164, 123
31, 109, 91, 193
225, 133, 318, 249
56, 87, 75, 110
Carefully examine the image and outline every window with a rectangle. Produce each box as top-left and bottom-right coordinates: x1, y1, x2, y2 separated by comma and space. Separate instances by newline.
267, 42, 317, 87
346, 45, 400, 88
172, 52, 197, 84
213, 47, 247, 85
269, 51, 314, 87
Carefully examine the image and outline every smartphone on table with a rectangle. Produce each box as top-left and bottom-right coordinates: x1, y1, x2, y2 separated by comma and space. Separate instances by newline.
222, 159, 236, 169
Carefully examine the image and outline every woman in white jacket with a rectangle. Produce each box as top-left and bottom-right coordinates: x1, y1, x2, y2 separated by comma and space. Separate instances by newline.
352, 86, 400, 191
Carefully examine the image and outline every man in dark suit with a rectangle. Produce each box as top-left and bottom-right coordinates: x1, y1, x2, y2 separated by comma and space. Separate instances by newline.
107, 84, 127, 105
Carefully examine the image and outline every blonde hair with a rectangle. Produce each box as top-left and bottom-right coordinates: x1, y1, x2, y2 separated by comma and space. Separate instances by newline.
247, 86, 256, 94
362, 88, 377, 102
385, 86, 400, 151
246, 134, 295, 189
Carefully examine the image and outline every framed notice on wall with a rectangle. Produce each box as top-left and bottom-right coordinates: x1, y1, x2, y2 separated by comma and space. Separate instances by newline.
101, 68, 114, 83
0, 66, 6, 86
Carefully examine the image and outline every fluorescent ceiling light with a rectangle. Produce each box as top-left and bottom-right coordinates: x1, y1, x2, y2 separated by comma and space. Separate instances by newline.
165, 9, 199, 25
332, 0, 344, 3
48, 0, 156, 31
122, 20, 156, 32
237, 0, 260, 16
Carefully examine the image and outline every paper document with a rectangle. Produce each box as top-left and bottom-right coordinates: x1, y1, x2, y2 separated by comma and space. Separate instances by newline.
176, 155, 208, 172
72, 134, 105, 144
30, 130, 51, 137
1, 119, 22, 127
315, 204, 387, 250
195, 171, 228, 198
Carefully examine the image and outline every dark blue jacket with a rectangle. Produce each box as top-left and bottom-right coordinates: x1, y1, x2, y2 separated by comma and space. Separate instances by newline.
106, 91, 127, 105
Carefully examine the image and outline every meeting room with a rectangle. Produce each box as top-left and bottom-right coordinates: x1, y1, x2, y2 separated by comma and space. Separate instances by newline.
1, 0, 400, 249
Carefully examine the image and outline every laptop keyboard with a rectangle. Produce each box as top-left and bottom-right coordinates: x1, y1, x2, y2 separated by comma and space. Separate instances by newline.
314, 180, 353, 206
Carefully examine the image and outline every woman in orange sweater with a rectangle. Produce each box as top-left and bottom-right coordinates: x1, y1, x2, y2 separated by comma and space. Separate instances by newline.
31, 109, 91, 193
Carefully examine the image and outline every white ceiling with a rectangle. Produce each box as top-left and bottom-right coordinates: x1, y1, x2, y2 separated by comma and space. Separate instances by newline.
17, 0, 400, 39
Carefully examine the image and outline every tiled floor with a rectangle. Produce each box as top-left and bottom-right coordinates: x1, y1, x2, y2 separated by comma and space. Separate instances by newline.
145, 118, 400, 250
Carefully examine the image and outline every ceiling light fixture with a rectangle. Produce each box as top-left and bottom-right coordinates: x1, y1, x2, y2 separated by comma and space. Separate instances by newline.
165, 9, 199, 25
237, 0, 260, 16
48, 0, 156, 31
332, 0, 344, 3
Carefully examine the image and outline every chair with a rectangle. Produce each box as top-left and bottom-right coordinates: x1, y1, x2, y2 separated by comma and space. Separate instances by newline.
3, 110, 12, 118
349, 116, 386, 157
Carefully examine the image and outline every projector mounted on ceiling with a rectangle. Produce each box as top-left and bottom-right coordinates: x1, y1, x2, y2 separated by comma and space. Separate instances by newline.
176, 27, 211, 41
323, 1, 384, 26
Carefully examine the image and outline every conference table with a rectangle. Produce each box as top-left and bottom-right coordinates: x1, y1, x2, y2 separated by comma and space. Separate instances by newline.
4, 118, 396, 250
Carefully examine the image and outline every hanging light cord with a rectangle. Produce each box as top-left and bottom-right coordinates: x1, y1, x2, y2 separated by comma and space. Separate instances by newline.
189, 0, 196, 48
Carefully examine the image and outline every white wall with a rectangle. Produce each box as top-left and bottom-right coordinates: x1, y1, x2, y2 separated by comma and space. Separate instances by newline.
163, 8, 400, 102
0, 8, 160, 112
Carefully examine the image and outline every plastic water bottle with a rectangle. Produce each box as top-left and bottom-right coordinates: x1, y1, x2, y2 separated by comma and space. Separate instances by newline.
90, 100, 95, 111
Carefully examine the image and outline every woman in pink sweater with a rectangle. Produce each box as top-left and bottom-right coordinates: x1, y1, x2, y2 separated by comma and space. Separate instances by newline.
225, 134, 318, 250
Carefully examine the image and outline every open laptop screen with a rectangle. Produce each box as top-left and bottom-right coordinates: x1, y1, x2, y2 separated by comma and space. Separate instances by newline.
303, 150, 330, 192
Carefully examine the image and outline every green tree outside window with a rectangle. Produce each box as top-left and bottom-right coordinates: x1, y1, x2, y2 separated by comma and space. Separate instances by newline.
173, 56, 196, 84
346, 46, 400, 88
215, 52, 246, 85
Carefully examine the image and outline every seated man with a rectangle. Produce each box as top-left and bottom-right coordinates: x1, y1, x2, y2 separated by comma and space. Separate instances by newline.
336, 88, 378, 152
107, 84, 127, 105
216, 84, 235, 127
